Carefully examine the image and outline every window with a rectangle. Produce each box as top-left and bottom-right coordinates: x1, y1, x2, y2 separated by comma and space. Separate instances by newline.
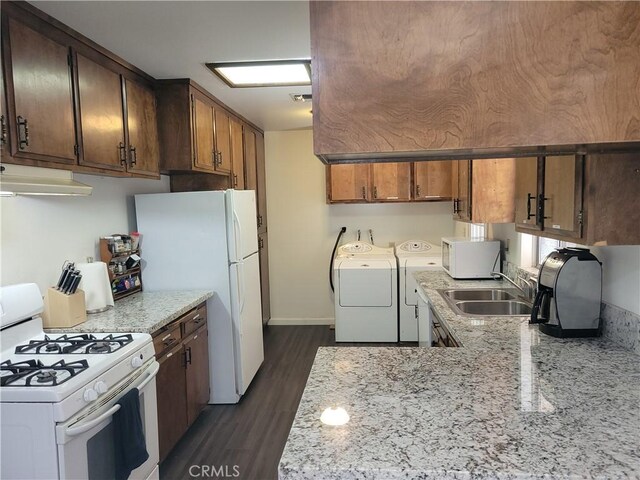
537, 237, 573, 266
469, 223, 486, 239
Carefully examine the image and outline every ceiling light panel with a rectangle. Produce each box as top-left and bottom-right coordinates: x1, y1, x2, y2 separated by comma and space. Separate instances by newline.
207, 60, 311, 88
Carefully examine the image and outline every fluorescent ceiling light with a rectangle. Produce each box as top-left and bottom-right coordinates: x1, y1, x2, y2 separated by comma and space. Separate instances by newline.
206, 60, 311, 88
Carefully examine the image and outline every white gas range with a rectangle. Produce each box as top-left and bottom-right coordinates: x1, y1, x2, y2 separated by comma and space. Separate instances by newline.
0, 284, 160, 480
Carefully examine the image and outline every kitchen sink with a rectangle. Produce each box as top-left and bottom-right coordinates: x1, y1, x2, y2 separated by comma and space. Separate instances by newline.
454, 300, 533, 316
441, 288, 517, 301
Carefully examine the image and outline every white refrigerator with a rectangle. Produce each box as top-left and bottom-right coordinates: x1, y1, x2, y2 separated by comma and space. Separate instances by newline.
135, 190, 264, 404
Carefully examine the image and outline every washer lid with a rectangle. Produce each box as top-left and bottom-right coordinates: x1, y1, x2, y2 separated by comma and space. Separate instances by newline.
339, 242, 373, 254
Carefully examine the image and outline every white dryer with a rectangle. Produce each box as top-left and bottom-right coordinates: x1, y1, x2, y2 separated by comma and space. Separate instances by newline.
333, 242, 398, 342
395, 240, 442, 342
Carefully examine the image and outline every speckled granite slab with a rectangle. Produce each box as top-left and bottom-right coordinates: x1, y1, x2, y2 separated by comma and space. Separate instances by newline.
45, 290, 213, 334
279, 272, 640, 479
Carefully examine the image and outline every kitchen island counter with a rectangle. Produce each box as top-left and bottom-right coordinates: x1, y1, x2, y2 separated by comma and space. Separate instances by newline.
279, 271, 640, 479
45, 290, 213, 334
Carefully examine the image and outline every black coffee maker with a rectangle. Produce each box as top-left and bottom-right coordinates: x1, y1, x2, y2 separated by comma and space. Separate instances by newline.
530, 247, 602, 338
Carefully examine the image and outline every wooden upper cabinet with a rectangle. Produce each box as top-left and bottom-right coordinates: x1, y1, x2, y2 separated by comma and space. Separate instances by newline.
191, 92, 215, 172
124, 78, 159, 177
451, 159, 515, 223
230, 118, 245, 189
75, 52, 126, 172
213, 107, 231, 174
244, 126, 257, 191
1, 59, 7, 154
327, 164, 370, 202
514, 157, 542, 231
6, 17, 77, 164
255, 131, 267, 231
310, 2, 640, 161
413, 161, 453, 200
371, 162, 411, 201
542, 155, 583, 239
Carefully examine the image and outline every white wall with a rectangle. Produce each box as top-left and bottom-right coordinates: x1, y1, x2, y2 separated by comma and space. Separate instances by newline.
0, 172, 170, 294
264, 129, 455, 324
490, 223, 640, 315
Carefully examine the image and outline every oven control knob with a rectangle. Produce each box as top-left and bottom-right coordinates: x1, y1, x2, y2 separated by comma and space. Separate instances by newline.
94, 381, 108, 395
131, 356, 144, 368
83, 388, 98, 402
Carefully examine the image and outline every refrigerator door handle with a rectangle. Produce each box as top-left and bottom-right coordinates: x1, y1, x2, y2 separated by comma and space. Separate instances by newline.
237, 261, 246, 314
233, 209, 243, 262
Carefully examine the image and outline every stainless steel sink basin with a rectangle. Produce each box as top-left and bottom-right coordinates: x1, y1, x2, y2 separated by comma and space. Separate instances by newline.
441, 288, 517, 301
454, 300, 533, 316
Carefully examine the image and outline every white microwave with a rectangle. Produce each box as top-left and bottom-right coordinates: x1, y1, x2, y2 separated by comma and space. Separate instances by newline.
441, 237, 501, 279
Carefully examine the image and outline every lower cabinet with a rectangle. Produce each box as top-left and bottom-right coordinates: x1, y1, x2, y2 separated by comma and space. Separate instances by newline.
153, 302, 209, 462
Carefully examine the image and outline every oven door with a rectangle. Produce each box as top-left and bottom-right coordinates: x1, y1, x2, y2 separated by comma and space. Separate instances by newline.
56, 360, 160, 480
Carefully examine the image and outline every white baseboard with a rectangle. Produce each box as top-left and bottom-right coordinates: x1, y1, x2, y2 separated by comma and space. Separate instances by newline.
268, 317, 335, 326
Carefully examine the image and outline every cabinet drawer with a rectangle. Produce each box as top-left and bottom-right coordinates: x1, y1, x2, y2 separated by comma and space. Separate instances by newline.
182, 304, 207, 336
153, 323, 181, 357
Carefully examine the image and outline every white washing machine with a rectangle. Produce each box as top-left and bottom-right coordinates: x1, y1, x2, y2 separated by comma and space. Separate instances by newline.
333, 241, 398, 342
395, 240, 443, 342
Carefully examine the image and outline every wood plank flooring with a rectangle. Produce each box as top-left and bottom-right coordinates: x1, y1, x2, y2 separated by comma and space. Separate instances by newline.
160, 325, 406, 480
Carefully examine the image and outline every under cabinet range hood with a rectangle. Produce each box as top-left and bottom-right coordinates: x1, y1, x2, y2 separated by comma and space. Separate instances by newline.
0, 164, 92, 196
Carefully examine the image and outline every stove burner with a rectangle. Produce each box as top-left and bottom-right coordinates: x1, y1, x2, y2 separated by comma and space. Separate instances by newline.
35, 370, 57, 383
14, 334, 134, 355
89, 341, 111, 354
0, 359, 89, 387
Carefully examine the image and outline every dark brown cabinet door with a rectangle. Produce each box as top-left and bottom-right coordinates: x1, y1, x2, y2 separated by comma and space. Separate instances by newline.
454, 160, 472, 221
192, 92, 215, 172
244, 126, 257, 191
7, 18, 77, 164
230, 118, 245, 189
255, 131, 267, 231
1, 60, 8, 154
125, 78, 159, 177
184, 327, 210, 426
543, 155, 584, 238
371, 162, 411, 201
156, 345, 188, 462
213, 107, 231, 173
514, 157, 542, 231
258, 232, 270, 325
327, 164, 370, 202
75, 52, 126, 172
413, 161, 453, 200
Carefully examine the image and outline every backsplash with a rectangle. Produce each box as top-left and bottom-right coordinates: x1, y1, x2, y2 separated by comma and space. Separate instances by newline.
504, 261, 640, 355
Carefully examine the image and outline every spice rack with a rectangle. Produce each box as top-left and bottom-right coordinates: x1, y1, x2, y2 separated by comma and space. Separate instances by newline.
99, 235, 143, 301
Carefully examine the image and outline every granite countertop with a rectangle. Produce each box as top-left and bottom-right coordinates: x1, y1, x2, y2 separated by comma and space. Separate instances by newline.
279, 271, 640, 479
45, 290, 213, 334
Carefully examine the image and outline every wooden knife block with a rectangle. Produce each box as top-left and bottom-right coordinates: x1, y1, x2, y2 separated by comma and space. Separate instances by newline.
43, 287, 87, 328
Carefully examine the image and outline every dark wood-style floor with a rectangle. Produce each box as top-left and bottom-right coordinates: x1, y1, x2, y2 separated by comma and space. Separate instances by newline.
158, 325, 326, 480
160, 326, 404, 480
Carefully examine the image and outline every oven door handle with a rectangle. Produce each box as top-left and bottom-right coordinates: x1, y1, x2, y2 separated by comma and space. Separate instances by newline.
65, 404, 121, 437
65, 362, 160, 437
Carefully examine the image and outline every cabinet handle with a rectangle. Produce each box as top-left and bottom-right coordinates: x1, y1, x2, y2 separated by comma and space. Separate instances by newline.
118, 142, 127, 166
233, 174, 238, 188
257, 214, 263, 228
163, 337, 177, 347
129, 146, 137, 166
453, 198, 459, 214
373, 186, 378, 199
17, 116, 29, 149
416, 184, 421, 197
0, 115, 6, 146
185, 347, 192, 366
217, 151, 223, 166
361, 186, 366, 199
538, 195, 550, 222
258, 237, 264, 249
526, 193, 536, 219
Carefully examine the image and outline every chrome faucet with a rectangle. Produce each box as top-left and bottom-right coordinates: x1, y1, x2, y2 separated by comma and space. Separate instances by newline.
490, 271, 527, 295
490, 271, 537, 301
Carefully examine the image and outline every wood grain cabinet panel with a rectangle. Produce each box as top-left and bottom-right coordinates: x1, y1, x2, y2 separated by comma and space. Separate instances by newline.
230, 118, 245, 189
213, 107, 231, 174
258, 232, 270, 325
244, 126, 257, 191
192, 93, 215, 172
184, 327, 209, 426
414, 161, 453, 200
310, 2, 640, 161
371, 162, 411, 201
75, 52, 126, 172
0, 60, 8, 154
326, 164, 370, 202
6, 17, 77, 165
453, 160, 471, 221
124, 78, 159, 177
515, 153, 639, 245
514, 157, 542, 231
255, 131, 267, 232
